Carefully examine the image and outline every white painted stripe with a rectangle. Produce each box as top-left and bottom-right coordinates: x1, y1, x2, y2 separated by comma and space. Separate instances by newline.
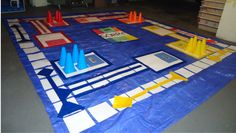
73, 86, 93, 95
118, 70, 136, 77
128, 63, 142, 68
31, 21, 45, 34
91, 80, 109, 88
134, 65, 147, 72
35, 20, 51, 33
68, 81, 87, 89
108, 75, 123, 82
87, 76, 104, 83
103, 67, 130, 77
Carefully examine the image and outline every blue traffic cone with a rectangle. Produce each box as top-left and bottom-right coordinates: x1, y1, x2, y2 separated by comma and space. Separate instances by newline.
77, 49, 88, 70
72, 44, 79, 64
64, 53, 76, 74
59, 47, 67, 67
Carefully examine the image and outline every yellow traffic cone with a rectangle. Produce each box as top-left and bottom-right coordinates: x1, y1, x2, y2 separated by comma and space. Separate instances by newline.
201, 39, 207, 55
133, 11, 137, 22
194, 40, 202, 57
186, 38, 193, 52
192, 36, 197, 51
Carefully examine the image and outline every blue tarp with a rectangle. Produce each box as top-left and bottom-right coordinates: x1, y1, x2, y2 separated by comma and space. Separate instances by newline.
4, 12, 236, 132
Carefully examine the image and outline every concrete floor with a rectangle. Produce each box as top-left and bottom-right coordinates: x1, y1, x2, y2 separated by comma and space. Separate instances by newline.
2, 1, 236, 132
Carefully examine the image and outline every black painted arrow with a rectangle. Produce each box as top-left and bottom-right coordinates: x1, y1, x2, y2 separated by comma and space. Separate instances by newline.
11, 24, 31, 43
38, 68, 85, 118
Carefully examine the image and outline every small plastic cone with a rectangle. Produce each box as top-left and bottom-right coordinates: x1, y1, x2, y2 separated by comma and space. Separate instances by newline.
77, 49, 88, 70
47, 10, 53, 23
192, 36, 198, 50
55, 10, 59, 22
129, 11, 133, 22
138, 12, 142, 22
58, 11, 63, 22
72, 44, 79, 64
186, 38, 193, 52
59, 47, 67, 67
133, 11, 137, 22
201, 39, 207, 55
194, 40, 202, 57
64, 53, 76, 74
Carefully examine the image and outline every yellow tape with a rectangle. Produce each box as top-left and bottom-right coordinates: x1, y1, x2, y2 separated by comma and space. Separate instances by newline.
112, 72, 188, 108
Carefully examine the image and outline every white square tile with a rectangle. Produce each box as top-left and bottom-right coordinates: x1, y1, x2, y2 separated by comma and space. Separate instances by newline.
141, 81, 165, 94
185, 64, 203, 73
192, 61, 210, 69
162, 81, 176, 88
126, 87, 151, 102
216, 42, 229, 48
46, 89, 60, 103
88, 102, 118, 122
165, 74, 182, 83
63, 110, 95, 133
67, 97, 78, 104
153, 77, 168, 83
27, 52, 46, 62
40, 78, 52, 90
200, 58, 216, 66
141, 81, 156, 89
175, 68, 194, 78
52, 75, 64, 87
19, 42, 35, 49
221, 53, 231, 59
23, 47, 40, 54
228, 45, 236, 51
53, 101, 62, 113
31, 59, 51, 69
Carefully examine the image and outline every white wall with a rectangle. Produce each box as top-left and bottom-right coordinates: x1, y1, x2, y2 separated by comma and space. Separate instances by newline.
216, 0, 236, 43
